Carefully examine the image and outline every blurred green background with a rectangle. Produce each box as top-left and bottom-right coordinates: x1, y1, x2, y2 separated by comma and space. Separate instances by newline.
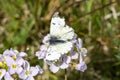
0, 0, 120, 80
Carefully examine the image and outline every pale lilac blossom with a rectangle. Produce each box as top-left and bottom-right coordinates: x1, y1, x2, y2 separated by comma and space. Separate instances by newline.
0, 69, 6, 80
35, 65, 43, 74
42, 34, 51, 44
80, 48, 87, 56
71, 52, 78, 59
76, 38, 87, 56
59, 55, 71, 69
75, 43, 87, 72
49, 55, 71, 73
36, 45, 47, 59
75, 61, 87, 72
3, 48, 27, 60
4, 72, 14, 80
70, 44, 78, 59
50, 64, 59, 73
5, 56, 23, 74
0, 49, 43, 80
19, 61, 41, 80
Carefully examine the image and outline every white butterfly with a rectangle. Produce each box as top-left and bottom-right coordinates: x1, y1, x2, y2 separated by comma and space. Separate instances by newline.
45, 12, 74, 61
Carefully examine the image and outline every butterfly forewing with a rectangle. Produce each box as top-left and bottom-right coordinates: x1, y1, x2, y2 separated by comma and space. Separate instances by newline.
50, 15, 65, 37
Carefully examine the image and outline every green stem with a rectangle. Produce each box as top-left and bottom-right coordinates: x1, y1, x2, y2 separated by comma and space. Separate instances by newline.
34, 0, 40, 30
65, 69, 67, 80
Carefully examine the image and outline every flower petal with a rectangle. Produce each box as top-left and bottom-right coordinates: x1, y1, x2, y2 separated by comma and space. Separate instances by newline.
65, 56, 71, 64
59, 62, 68, 69
36, 51, 46, 59
9, 67, 16, 74
23, 61, 30, 70
50, 64, 59, 73
16, 67, 23, 74
0, 69, 6, 79
16, 57, 24, 66
76, 38, 82, 49
3, 49, 15, 57
4, 72, 14, 80
35, 65, 43, 74
80, 48, 87, 56
76, 62, 87, 72
5, 56, 15, 66
30, 67, 38, 76
71, 52, 78, 59
19, 70, 27, 79
18, 52, 27, 57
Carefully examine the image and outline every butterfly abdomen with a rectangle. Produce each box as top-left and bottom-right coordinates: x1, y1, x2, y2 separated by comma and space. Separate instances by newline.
49, 36, 66, 45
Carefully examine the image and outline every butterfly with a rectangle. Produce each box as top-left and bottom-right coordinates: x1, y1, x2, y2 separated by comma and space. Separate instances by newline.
44, 12, 75, 61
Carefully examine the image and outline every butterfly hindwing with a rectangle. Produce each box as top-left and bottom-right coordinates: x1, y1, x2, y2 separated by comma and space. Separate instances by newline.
45, 47, 61, 61
51, 41, 73, 54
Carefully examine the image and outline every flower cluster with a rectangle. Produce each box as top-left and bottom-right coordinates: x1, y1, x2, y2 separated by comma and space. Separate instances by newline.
36, 12, 87, 73
0, 49, 43, 80
36, 34, 87, 73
